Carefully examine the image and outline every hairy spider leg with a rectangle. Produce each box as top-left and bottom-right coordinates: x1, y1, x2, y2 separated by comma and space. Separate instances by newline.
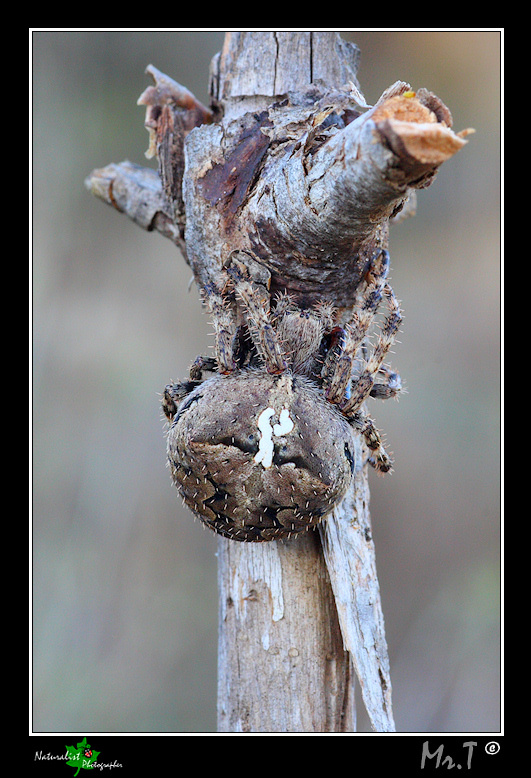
322, 248, 390, 404
318, 249, 402, 474
338, 283, 402, 473
163, 355, 220, 421
270, 290, 297, 322
370, 364, 402, 400
162, 380, 200, 420
341, 282, 402, 416
229, 266, 287, 374
189, 354, 218, 381
321, 327, 395, 472
202, 281, 238, 375
321, 327, 352, 402
349, 409, 393, 473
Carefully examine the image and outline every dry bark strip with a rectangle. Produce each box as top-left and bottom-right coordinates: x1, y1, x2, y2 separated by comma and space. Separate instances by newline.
86, 31, 469, 732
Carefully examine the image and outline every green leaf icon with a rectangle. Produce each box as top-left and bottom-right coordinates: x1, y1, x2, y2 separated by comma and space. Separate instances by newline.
65, 737, 100, 776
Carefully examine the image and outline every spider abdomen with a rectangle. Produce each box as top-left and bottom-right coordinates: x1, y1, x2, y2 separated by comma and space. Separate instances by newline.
166, 370, 356, 541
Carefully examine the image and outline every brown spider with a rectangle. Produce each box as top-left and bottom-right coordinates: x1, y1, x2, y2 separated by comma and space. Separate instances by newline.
162, 249, 402, 542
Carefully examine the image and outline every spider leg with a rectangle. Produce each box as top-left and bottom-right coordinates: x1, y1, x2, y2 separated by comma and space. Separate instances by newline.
227, 252, 287, 374
270, 290, 296, 323
341, 282, 402, 416
321, 326, 352, 403
164, 352, 221, 419
319, 249, 402, 473
162, 380, 201, 420
188, 354, 218, 381
336, 284, 402, 472
349, 409, 393, 473
322, 248, 391, 404
369, 364, 402, 400
202, 281, 238, 375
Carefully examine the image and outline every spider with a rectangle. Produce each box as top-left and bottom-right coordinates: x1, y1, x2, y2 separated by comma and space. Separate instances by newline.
162, 249, 402, 542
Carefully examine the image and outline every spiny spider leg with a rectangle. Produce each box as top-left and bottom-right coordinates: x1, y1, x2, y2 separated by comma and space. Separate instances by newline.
370, 364, 402, 400
340, 282, 402, 473
349, 409, 393, 473
321, 327, 353, 403
341, 282, 402, 416
322, 248, 390, 404
318, 248, 402, 474
189, 354, 218, 381
163, 355, 217, 420
227, 256, 287, 374
162, 379, 201, 420
202, 281, 238, 375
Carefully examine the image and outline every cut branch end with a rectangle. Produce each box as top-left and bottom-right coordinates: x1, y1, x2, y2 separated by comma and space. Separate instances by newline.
371, 88, 471, 167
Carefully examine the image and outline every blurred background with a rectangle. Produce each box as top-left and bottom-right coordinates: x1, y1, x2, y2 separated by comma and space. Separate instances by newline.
32, 30, 501, 733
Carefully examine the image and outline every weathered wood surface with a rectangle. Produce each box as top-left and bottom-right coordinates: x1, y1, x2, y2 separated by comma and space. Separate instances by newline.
206, 32, 381, 732
86, 31, 469, 733
217, 530, 356, 732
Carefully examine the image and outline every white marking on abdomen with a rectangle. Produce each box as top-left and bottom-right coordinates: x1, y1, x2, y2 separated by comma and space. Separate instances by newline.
254, 406, 294, 469
273, 408, 294, 436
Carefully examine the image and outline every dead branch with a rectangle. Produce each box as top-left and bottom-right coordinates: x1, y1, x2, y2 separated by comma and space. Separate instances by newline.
86, 31, 469, 733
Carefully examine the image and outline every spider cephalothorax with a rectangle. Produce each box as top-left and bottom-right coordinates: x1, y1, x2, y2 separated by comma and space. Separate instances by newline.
163, 249, 402, 542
